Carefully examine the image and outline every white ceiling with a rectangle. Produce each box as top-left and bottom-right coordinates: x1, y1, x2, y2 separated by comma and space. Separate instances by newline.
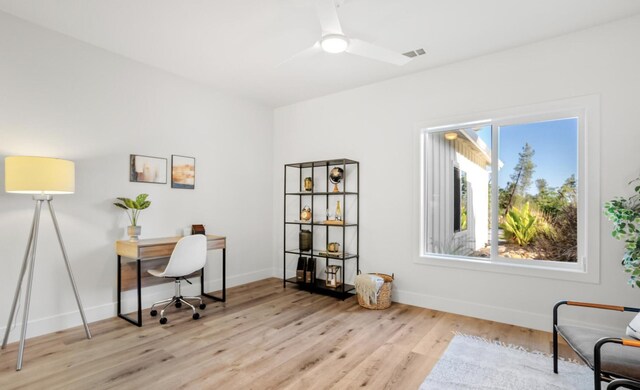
1, 0, 640, 107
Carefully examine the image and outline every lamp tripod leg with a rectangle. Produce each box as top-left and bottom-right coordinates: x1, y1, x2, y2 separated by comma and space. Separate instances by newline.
16, 200, 43, 371
1, 203, 39, 349
47, 200, 91, 340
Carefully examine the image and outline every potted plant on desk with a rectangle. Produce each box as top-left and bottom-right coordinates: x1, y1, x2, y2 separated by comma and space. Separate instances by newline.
114, 193, 151, 242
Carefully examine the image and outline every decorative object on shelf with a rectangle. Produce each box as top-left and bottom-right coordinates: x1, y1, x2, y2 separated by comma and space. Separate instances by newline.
296, 257, 307, 282
304, 177, 313, 191
305, 258, 316, 284
325, 265, 342, 288
356, 273, 394, 310
3, 156, 92, 371
299, 229, 312, 251
191, 224, 206, 235
604, 177, 640, 288
327, 242, 341, 253
323, 220, 344, 225
319, 250, 346, 258
130, 154, 167, 184
335, 200, 342, 221
329, 167, 344, 192
171, 155, 195, 189
114, 193, 151, 242
300, 205, 312, 222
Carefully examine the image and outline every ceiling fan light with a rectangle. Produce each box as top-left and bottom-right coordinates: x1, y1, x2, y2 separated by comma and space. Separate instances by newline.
321, 35, 349, 53
444, 132, 458, 141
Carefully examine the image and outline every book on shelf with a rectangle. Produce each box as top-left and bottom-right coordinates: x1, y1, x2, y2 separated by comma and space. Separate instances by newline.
318, 251, 348, 258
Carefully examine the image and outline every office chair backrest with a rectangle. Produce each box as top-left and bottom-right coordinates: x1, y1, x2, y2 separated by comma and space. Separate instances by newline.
162, 235, 207, 277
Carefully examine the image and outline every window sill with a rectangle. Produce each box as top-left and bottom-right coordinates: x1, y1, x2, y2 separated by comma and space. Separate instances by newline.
415, 253, 599, 284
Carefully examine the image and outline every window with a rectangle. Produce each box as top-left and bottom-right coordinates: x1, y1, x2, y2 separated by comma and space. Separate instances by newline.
422, 115, 582, 266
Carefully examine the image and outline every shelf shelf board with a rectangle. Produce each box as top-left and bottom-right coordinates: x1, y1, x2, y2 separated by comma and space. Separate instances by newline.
285, 249, 358, 260
285, 158, 359, 169
285, 191, 359, 196
285, 221, 357, 227
285, 277, 355, 297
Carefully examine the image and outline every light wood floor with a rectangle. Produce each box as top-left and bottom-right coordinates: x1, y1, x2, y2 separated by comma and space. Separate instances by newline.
0, 278, 578, 389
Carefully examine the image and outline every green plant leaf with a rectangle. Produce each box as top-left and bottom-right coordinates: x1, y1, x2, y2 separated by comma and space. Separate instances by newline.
136, 193, 149, 205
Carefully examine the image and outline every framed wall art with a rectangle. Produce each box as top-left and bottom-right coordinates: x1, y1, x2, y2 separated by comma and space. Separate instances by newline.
129, 154, 167, 184
171, 155, 195, 189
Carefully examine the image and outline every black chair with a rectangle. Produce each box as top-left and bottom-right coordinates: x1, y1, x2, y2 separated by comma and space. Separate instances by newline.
553, 301, 640, 390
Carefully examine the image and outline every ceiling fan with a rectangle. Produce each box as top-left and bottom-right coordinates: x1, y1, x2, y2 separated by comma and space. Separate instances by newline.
280, 0, 413, 66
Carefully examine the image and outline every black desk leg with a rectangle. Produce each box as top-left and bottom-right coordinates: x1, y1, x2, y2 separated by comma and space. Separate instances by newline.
137, 259, 142, 325
117, 255, 121, 314
201, 248, 226, 303
117, 255, 143, 327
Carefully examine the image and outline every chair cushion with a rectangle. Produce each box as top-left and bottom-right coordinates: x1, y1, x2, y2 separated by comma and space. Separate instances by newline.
557, 325, 640, 380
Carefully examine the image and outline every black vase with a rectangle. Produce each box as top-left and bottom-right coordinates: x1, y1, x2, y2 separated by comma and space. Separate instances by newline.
299, 229, 312, 251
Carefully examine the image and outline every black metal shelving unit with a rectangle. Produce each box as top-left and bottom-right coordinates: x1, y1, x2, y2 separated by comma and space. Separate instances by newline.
283, 158, 359, 299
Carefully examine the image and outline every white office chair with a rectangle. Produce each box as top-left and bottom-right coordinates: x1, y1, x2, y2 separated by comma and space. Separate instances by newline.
148, 235, 207, 324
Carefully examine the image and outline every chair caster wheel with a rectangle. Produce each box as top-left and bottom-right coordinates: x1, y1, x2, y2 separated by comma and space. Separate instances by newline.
150, 310, 157, 317
192, 313, 200, 320
159, 317, 168, 325
199, 303, 206, 310
175, 301, 182, 308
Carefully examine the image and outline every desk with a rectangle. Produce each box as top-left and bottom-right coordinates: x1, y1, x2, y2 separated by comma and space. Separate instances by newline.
115, 234, 226, 327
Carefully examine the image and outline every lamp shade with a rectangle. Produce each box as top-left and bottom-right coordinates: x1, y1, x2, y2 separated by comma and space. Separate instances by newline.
5, 156, 75, 194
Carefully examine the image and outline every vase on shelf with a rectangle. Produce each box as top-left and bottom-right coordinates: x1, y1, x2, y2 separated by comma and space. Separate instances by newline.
335, 201, 342, 221
304, 177, 313, 191
127, 225, 141, 242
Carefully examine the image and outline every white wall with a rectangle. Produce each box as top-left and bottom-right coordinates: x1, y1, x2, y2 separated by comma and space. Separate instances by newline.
273, 15, 640, 331
0, 12, 273, 342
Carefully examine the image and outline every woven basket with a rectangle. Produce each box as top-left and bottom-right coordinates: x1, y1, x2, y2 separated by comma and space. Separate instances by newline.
357, 273, 394, 310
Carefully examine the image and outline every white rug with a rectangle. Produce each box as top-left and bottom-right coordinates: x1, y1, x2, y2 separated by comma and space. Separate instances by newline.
420, 334, 594, 390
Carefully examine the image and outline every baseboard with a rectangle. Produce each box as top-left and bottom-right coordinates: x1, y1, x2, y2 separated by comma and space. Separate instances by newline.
0, 268, 273, 344
273, 266, 621, 333
393, 288, 622, 334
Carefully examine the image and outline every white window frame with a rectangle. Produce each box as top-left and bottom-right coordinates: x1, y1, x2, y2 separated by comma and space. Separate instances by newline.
415, 96, 600, 283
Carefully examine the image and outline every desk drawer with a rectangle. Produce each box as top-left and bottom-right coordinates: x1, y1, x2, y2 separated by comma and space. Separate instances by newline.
139, 244, 175, 259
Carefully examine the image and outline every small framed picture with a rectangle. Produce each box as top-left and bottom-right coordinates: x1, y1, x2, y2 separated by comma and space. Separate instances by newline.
171, 155, 196, 189
130, 155, 167, 184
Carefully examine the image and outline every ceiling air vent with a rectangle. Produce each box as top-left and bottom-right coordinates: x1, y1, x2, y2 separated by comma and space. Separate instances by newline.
403, 48, 426, 58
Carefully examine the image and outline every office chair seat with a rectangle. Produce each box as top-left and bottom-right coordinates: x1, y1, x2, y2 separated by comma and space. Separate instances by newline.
147, 235, 208, 324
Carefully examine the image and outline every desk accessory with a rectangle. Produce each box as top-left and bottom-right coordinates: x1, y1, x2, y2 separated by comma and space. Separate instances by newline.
329, 167, 343, 192
191, 224, 206, 235
2, 156, 92, 370
299, 229, 312, 251
300, 205, 312, 222
296, 257, 307, 282
304, 177, 313, 191
325, 265, 342, 288
113, 194, 151, 242
305, 258, 316, 284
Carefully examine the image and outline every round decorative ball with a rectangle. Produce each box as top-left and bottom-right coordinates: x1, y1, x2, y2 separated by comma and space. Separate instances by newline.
329, 167, 344, 184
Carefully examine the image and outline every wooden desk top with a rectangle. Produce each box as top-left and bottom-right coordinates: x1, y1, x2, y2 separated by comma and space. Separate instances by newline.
116, 234, 225, 260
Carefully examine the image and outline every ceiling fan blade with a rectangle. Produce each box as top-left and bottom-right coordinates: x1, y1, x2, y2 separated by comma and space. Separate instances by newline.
316, 0, 343, 35
346, 38, 412, 66
277, 42, 322, 67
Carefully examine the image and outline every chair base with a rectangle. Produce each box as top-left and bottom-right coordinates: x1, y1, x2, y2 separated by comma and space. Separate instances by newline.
150, 279, 206, 324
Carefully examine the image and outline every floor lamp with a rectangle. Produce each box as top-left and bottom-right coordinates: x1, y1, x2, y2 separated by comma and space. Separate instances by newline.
1, 156, 91, 371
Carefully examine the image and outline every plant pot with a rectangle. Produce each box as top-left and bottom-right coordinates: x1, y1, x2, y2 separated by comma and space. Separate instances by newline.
128, 225, 141, 242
